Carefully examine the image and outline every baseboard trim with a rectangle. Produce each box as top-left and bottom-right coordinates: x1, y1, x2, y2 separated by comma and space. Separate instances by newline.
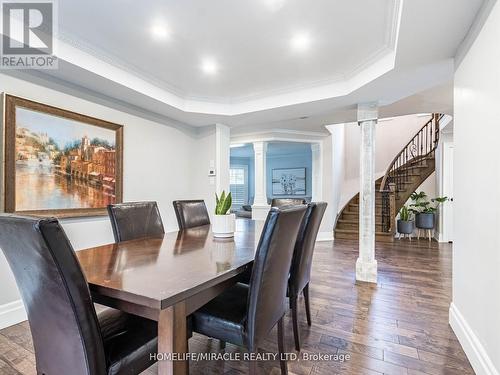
0, 299, 27, 330
316, 231, 334, 242
449, 302, 499, 375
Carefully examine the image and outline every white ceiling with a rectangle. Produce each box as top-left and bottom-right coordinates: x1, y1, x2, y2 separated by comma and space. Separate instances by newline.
3, 0, 487, 132
59, 0, 396, 102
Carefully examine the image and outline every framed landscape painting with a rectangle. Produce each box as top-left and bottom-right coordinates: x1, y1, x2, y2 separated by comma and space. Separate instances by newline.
3, 94, 123, 217
272, 167, 306, 196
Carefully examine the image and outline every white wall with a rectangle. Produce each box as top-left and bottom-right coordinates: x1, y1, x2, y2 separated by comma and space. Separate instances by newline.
0, 73, 216, 328
325, 124, 345, 223
452, 2, 500, 374
190, 126, 217, 217
216, 124, 231, 195
317, 135, 334, 240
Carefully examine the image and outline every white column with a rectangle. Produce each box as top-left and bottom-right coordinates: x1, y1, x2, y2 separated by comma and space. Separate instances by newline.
311, 143, 322, 202
252, 141, 270, 220
314, 138, 335, 242
325, 123, 345, 222
356, 103, 378, 283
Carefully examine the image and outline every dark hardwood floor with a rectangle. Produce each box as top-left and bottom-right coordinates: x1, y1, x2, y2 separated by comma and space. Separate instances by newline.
0, 239, 473, 375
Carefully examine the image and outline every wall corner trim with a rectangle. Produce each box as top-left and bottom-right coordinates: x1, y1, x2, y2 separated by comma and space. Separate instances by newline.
449, 302, 500, 375
0, 299, 27, 330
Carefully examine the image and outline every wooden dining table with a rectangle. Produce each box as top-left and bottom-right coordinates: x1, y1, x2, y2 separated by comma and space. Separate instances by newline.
76, 218, 263, 375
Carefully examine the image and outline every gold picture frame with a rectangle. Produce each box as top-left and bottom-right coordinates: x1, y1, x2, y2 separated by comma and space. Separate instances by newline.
3, 94, 123, 218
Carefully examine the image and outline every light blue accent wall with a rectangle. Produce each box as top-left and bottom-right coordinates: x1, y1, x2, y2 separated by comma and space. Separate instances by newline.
230, 156, 255, 203
266, 151, 312, 199
230, 142, 312, 205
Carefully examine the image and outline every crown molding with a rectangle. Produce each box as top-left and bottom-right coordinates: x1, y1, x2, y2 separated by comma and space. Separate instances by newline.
230, 128, 328, 146
455, 0, 497, 69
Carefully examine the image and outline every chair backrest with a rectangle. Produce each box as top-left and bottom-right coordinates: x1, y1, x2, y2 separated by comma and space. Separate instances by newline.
271, 198, 307, 207
107, 201, 165, 242
0, 215, 106, 375
245, 205, 307, 350
172, 200, 210, 229
289, 202, 328, 296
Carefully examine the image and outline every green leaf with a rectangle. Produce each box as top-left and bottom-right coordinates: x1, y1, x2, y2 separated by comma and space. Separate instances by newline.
221, 192, 232, 215
217, 191, 226, 215
215, 190, 232, 215
432, 196, 448, 203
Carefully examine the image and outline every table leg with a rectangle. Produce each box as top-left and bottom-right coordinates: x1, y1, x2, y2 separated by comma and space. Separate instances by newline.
158, 302, 188, 375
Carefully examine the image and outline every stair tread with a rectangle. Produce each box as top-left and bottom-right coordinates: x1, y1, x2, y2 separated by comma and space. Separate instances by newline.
401, 164, 429, 169
394, 172, 422, 176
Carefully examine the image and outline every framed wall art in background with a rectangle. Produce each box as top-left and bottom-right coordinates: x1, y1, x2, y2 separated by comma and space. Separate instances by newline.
271, 167, 306, 196
2, 94, 123, 217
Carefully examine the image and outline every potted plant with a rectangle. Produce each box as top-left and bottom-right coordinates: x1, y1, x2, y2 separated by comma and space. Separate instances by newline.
409, 192, 448, 231
212, 191, 235, 238
397, 205, 414, 239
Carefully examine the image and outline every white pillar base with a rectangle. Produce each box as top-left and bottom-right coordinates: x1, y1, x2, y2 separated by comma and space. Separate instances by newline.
251, 204, 271, 220
356, 258, 378, 283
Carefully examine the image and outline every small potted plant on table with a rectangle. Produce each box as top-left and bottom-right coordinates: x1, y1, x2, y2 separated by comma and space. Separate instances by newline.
397, 205, 414, 240
212, 191, 235, 238
409, 192, 448, 241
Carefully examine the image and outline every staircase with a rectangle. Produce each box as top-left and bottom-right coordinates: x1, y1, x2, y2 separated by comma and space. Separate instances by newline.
334, 114, 442, 242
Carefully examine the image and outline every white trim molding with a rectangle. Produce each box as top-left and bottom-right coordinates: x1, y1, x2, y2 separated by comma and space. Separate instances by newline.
449, 302, 500, 375
231, 129, 328, 145
0, 300, 27, 330
316, 231, 334, 242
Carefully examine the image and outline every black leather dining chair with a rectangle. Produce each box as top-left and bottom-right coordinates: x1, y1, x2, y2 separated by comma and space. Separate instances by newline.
172, 199, 211, 229
289, 202, 327, 351
0, 215, 158, 375
107, 201, 165, 242
271, 198, 307, 207
191, 205, 307, 375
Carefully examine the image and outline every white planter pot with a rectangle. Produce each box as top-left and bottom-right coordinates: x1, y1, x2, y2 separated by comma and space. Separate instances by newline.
212, 214, 235, 238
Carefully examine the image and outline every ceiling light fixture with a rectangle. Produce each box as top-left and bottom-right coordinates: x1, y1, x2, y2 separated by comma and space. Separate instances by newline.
290, 32, 311, 52
201, 57, 218, 75
263, 0, 286, 11
151, 23, 169, 40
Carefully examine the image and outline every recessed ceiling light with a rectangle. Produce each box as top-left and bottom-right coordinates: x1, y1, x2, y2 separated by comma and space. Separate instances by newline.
201, 57, 218, 75
151, 23, 169, 40
263, 0, 286, 11
290, 32, 311, 52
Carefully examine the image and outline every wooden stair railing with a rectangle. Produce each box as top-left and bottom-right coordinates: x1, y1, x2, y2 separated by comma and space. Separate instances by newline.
379, 114, 443, 233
